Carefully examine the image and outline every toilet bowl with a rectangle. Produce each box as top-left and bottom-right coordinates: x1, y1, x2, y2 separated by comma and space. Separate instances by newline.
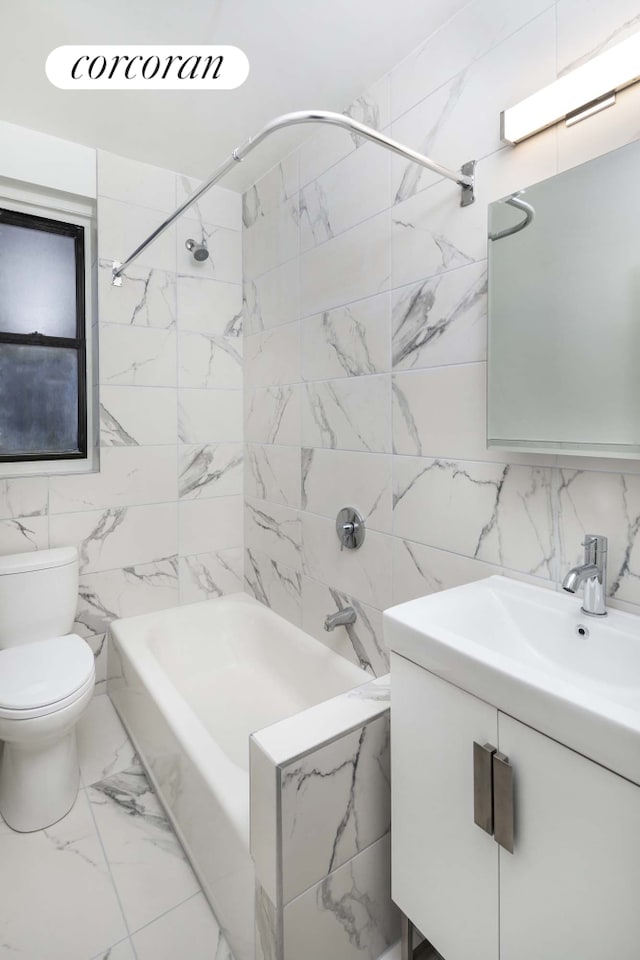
0, 548, 95, 832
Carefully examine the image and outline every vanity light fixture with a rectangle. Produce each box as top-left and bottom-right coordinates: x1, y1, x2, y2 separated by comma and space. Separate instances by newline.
501, 30, 640, 144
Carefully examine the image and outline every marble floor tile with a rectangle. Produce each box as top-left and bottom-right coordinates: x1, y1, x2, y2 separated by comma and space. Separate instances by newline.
87, 766, 201, 933
0, 691, 232, 960
77, 694, 138, 788
0, 790, 127, 959
90, 939, 137, 960
132, 893, 233, 960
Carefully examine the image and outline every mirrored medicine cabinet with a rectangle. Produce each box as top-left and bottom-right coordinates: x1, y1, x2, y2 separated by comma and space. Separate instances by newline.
487, 136, 640, 458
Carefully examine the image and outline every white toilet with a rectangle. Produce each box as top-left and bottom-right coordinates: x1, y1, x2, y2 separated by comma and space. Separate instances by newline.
0, 547, 95, 832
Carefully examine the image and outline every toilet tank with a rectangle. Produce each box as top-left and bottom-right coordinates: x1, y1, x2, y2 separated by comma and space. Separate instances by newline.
0, 547, 79, 648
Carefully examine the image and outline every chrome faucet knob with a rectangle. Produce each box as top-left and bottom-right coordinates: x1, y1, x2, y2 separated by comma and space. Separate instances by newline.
335, 508, 365, 551
340, 521, 355, 551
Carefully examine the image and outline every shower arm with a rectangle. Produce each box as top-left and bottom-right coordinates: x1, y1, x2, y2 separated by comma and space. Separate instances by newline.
111, 109, 476, 285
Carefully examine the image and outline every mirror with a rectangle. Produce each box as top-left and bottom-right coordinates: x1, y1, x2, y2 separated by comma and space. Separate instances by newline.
487, 137, 640, 458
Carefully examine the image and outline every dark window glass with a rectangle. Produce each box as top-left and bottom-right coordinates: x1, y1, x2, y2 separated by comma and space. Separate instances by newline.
0, 207, 86, 462
0, 345, 78, 455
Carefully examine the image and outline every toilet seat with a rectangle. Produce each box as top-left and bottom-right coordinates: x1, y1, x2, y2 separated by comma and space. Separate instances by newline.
0, 634, 95, 720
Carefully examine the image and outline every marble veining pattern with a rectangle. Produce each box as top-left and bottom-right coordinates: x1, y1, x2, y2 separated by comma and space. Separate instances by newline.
389, 0, 548, 119
280, 714, 390, 904
0, 516, 48, 553
177, 274, 244, 338
245, 498, 302, 571
98, 260, 176, 329
76, 559, 179, 637
394, 71, 468, 204
246, 385, 300, 446
390, 178, 487, 290
242, 260, 301, 336
179, 548, 245, 603
0, 695, 234, 960
246, 444, 301, 508
0, 145, 245, 770
394, 459, 555, 579
301, 294, 390, 382
348, 676, 390, 703
556, 0, 640, 75
298, 78, 389, 188
99, 387, 178, 447
245, 547, 303, 625
302, 377, 392, 454
179, 331, 243, 389
100, 404, 139, 446
556, 468, 640, 604
301, 447, 391, 534
0, 477, 48, 519
255, 883, 282, 960
179, 444, 243, 500
283, 834, 398, 960
301, 577, 388, 675
391, 263, 487, 370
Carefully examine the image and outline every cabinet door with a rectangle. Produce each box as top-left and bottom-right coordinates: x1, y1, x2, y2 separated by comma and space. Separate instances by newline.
499, 713, 640, 960
391, 654, 499, 960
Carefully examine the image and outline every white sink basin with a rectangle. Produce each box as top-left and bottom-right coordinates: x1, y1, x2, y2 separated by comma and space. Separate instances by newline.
384, 575, 640, 785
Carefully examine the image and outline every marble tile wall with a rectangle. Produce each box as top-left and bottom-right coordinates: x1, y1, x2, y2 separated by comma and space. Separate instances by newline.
250, 677, 397, 960
0, 154, 244, 690
242, 0, 640, 671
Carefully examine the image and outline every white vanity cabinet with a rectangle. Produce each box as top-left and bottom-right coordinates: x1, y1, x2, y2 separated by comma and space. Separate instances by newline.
391, 653, 640, 960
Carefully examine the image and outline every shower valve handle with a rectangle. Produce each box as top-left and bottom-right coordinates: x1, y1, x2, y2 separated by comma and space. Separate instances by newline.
340, 521, 355, 551
335, 507, 365, 551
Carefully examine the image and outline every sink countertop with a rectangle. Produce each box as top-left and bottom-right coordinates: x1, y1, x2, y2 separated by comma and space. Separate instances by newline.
384, 575, 640, 786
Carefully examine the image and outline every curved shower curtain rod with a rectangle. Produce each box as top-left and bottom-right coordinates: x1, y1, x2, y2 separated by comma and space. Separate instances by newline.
111, 109, 476, 285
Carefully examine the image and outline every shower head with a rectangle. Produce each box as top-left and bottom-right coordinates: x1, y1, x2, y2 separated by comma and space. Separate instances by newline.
185, 238, 210, 262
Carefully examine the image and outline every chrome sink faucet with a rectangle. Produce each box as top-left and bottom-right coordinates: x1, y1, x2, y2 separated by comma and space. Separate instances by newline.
562, 534, 608, 617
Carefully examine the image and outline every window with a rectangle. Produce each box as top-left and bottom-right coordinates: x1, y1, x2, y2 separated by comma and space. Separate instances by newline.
0, 206, 87, 462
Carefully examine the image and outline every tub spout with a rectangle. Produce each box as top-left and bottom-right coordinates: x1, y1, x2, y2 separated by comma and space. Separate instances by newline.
324, 607, 357, 631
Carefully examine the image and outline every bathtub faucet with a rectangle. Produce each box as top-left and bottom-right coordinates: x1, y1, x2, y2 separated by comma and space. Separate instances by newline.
324, 606, 357, 631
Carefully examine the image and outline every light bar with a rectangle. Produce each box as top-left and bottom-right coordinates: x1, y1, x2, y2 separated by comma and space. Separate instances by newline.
501, 30, 640, 144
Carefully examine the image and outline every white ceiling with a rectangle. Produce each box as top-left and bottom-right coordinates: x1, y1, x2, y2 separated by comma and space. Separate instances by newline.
0, 0, 468, 191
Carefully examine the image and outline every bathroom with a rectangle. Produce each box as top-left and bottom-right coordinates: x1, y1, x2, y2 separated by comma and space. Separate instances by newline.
0, 0, 639, 957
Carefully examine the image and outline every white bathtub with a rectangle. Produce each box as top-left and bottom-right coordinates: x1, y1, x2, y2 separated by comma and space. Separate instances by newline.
108, 593, 370, 960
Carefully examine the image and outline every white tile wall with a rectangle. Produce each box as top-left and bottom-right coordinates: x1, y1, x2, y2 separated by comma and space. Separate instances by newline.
1, 0, 638, 707
242, 0, 640, 676
0, 150, 244, 690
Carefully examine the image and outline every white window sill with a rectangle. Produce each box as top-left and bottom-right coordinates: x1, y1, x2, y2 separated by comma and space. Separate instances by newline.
0, 446, 99, 479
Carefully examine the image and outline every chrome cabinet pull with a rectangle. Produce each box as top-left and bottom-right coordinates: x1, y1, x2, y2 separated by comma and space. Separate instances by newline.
493, 751, 515, 854
473, 742, 497, 835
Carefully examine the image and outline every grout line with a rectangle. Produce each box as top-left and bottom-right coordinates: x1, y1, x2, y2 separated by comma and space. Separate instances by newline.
83, 777, 139, 959
89, 935, 137, 960
127, 889, 204, 939
280, 828, 392, 910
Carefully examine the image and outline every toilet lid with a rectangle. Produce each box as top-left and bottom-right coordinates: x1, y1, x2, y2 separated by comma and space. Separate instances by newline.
0, 635, 95, 711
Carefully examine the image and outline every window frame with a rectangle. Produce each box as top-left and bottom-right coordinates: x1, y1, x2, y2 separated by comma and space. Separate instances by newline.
0, 205, 88, 463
